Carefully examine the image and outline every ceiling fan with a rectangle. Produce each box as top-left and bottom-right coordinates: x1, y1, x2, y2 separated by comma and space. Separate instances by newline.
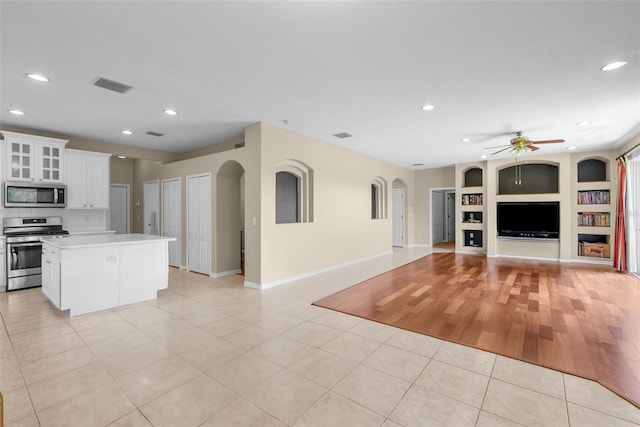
486, 131, 565, 156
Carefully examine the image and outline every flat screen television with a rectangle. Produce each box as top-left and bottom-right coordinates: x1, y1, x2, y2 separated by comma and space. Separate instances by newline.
497, 202, 559, 239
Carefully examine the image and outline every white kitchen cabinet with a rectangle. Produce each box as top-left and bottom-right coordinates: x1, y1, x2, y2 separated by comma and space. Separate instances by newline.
65, 149, 111, 209
41, 234, 174, 316
41, 244, 61, 307
0, 237, 5, 292
2, 131, 67, 183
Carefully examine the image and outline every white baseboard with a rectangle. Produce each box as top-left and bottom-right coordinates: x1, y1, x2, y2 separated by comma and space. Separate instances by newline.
571, 257, 613, 266
496, 253, 562, 262
245, 250, 393, 290
409, 243, 431, 248
244, 281, 261, 290
210, 269, 241, 278
456, 250, 486, 256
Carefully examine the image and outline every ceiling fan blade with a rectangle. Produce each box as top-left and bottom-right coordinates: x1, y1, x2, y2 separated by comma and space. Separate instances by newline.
468, 131, 518, 143
484, 144, 511, 149
528, 145, 540, 151
530, 139, 565, 144
491, 146, 513, 155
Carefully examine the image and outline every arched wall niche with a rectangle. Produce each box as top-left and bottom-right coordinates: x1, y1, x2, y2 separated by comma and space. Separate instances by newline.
577, 157, 609, 182
463, 167, 483, 187
371, 176, 388, 219
497, 161, 560, 195
275, 159, 314, 223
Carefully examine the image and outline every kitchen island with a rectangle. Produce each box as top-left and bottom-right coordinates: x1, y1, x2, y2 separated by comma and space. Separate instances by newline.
41, 233, 176, 316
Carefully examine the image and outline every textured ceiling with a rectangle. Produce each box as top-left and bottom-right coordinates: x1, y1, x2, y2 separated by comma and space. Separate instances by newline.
1, 1, 638, 168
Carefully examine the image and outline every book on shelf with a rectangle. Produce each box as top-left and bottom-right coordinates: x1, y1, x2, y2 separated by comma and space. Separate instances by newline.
462, 194, 482, 205
578, 212, 611, 227
578, 190, 610, 204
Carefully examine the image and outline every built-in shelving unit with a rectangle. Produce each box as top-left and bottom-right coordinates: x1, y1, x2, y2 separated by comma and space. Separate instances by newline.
462, 211, 482, 224
458, 166, 486, 253
462, 193, 483, 205
577, 212, 610, 227
574, 157, 614, 262
464, 230, 483, 247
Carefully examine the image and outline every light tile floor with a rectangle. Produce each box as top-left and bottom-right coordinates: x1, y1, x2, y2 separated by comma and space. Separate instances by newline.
1, 247, 639, 426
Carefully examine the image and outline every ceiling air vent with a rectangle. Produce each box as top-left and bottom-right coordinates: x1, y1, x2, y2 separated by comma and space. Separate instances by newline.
333, 132, 352, 139
146, 131, 165, 137
92, 77, 133, 94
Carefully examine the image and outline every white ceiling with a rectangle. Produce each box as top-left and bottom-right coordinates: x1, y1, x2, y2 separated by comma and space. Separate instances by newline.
1, 1, 638, 169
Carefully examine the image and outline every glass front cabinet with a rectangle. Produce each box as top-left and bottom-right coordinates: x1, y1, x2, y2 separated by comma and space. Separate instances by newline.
4, 132, 67, 183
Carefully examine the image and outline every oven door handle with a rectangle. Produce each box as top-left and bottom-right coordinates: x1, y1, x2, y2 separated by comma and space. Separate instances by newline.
8, 242, 42, 247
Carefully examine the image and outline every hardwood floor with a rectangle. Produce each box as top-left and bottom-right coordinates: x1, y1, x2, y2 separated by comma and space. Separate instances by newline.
313, 252, 640, 408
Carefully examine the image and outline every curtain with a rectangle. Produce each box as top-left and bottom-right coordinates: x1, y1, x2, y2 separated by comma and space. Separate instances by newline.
626, 152, 639, 274
613, 156, 628, 271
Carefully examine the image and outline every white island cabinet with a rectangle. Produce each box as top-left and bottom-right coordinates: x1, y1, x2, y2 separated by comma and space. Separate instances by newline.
41, 234, 176, 316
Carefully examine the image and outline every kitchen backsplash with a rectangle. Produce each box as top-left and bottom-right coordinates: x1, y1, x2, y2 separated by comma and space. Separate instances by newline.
0, 208, 107, 232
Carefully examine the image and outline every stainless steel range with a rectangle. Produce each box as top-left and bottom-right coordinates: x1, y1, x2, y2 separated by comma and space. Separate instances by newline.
3, 217, 69, 291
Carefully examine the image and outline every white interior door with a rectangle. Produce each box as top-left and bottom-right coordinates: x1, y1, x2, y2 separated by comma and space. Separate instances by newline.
187, 174, 211, 274
432, 190, 445, 245
162, 178, 181, 267
109, 184, 129, 234
392, 188, 405, 247
143, 180, 159, 235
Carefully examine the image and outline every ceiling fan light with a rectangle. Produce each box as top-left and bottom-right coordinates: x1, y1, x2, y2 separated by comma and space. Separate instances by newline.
567, 146, 577, 150
600, 60, 629, 71
421, 104, 435, 111
461, 138, 471, 142
163, 109, 178, 116
8, 109, 26, 115
121, 130, 133, 135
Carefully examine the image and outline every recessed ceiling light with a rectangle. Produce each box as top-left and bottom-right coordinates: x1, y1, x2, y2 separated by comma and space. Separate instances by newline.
461, 138, 471, 142
576, 121, 591, 127
600, 60, 629, 71
8, 109, 26, 115
121, 130, 133, 135
163, 109, 178, 116
567, 146, 577, 150
480, 155, 488, 159
421, 104, 435, 111
117, 155, 127, 159
26, 73, 50, 82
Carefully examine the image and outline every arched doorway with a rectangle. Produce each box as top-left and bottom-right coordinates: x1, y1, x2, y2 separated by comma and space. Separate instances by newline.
215, 161, 245, 276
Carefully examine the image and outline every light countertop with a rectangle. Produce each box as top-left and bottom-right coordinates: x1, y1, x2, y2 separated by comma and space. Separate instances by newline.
41, 233, 176, 249
67, 230, 117, 235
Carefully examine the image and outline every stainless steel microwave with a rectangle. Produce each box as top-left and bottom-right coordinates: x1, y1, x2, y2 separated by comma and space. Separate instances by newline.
4, 182, 66, 208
